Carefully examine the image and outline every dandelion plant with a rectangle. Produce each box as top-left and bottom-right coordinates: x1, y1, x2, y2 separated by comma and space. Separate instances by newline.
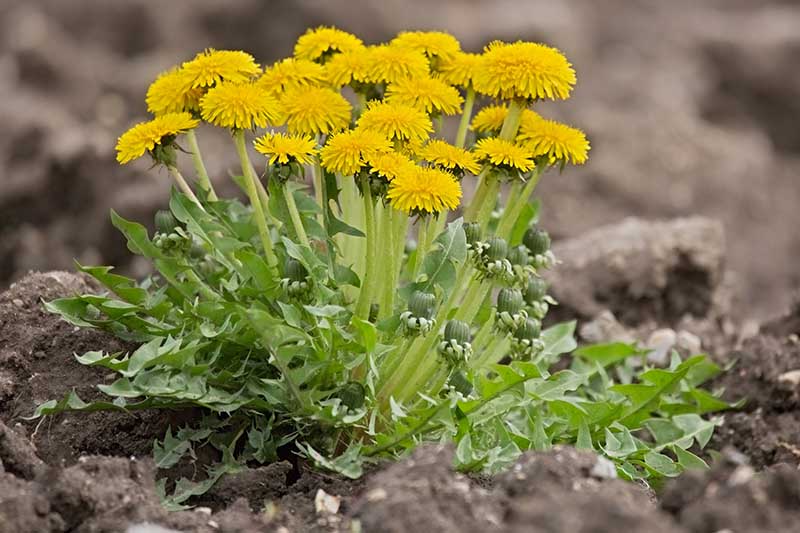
35, 28, 730, 505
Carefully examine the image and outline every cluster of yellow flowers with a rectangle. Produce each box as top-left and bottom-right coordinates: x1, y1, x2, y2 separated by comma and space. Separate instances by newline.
116, 27, 589, 216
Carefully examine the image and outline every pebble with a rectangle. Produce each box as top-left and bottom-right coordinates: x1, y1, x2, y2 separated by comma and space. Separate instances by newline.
590, 456, 618, 479
646, 328, 677, 366
777, 369, 800, 386
12, 298, 24, 308
314, 489, 341, 515
126, 524, 184, 533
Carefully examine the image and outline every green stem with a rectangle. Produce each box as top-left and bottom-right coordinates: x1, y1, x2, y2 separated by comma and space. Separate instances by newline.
354, 183, 377, 319
281, 183, 310, 247
185, 129, 217, 201
167, 165, 204, 210
471, 312, 495, 354
378, 206, 396, 319
392, 208, 409, 284
474, 178, 501, 229
463, 167, 491, 221
233, 130, 278, 269
463, 98, 526, 223
495, 167, 543, 240
471, 336, 510, 372
455, 86, 476, 149
411, 216, 434, 280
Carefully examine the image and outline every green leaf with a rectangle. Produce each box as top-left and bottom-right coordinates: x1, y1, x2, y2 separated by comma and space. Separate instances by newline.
643, 451, 681, 477
509, 199, 540, 246
418, 218, 467, 294
672, 445, 708, 470
298, 443, 363, 479
111, 210, 164, 259
154, 427, 192, 469
352, 315, 377, 353
574, 342, 642, 367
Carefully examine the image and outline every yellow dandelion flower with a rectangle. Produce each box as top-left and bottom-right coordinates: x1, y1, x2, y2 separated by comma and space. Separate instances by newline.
420, 139, 481, 175
145, 68, 203, 115
435, 51, 482, 87
357, 101, 433, 142
366, 150, 416, 181
385, 75, 463, 116
258, 58, 326, 95
320, 129, 392, 176
391, 31, 461, 61
387, 166, 462, 215
253, 132, 317, 166
325, 48, 371, 87
472, 41, 575, 100
200, 81, 281, 130
517, 117, 590, 165
364, 45, 429, 84
470, 104, 508, 133
181, 49, 261, 88
115, 112, 199, 164
473, 137, 534, 172
279, 86, 352, 136
294, 26, 364, 62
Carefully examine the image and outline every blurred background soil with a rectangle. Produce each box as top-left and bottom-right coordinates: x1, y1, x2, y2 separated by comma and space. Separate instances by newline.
0, 0, 798, 320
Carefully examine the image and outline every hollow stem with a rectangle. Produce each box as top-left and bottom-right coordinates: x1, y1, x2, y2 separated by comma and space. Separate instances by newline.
233, 130, 278, 269
185, 129, 217, 201
455, 86, 476, 149
167, 165, 204, 210
281, 183, 310, 247
378, 206, 397, 318
411, 216, 434, 280
495, 166, 543, 240
354, 181, 377, 319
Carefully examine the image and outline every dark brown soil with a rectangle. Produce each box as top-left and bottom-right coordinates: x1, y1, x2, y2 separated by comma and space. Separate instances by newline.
3, 0, 800, 530
1, 264, 799, 532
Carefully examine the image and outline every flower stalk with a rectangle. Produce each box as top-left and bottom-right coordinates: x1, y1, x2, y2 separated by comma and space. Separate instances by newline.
233, 130, 278, 268
185, 129, 218, 201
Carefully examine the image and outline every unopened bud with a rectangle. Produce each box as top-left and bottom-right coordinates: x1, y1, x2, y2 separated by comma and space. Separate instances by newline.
523, 228, 551, 256
155, 210, 179, 234
524, 276, 548, 304
484, 237, 508, 261
507, 246, 529, 267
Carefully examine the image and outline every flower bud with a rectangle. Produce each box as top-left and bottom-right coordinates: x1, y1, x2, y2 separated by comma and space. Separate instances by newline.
439, 319, 473, 367
337, 382, 366, 410
523, 228, 551, 256
513, 318, 541, 343
408, 290, 436, 320
463, 222, 482, 247
448, 369, 473, 396
507, 245, 530, 267
155, 210, 179, 234
444, 319, 471, 345
484, 237, 508, 261
524, 276, 548, 304
497, 288, 524, 316
285, 257, 308, 283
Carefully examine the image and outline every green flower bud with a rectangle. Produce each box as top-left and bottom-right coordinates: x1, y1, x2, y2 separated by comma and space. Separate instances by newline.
155, 210, 179, 234
463, 222, 482, 246
444, 319, 471, 345
448, 369, 473, 396
507, 245, 530, 266
523, 228, 551, 256
285, 257, 308, 283
439, 319, 473, 367
497, 288, 524, 316
484, 237, 508, 261
513, 318, 541, 343
337, 382, 365, 410
524, 276, 548, 304
409, 290, 436, 320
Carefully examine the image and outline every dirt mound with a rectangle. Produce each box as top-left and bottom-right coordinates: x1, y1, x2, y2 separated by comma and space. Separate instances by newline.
2, 270, 799, 531
545, 217, 726, 327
